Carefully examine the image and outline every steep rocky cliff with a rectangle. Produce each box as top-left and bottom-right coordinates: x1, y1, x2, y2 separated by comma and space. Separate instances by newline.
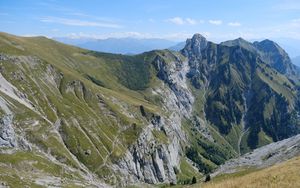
183, 34, 300, 152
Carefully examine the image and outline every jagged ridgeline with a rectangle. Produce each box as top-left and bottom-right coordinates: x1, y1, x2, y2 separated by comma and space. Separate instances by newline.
0, 32, 299, 187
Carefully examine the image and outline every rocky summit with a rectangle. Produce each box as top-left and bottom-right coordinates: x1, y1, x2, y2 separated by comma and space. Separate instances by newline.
0, 32, 299, 187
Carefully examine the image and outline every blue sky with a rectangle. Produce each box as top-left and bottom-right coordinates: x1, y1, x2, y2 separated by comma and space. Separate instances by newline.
1, 0, 300, 42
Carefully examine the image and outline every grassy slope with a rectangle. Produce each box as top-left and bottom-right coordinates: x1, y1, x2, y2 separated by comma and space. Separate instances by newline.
0, 32, 166, 184
191, 156, 300, 188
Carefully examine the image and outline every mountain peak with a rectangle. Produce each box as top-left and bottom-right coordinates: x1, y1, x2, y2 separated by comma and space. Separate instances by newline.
254, 39, 283, 54
190, 33, 208, 48
235, 37, 249, 43
220, 37, 256, 52
191, 33, 207, 40
253, 39, 290, 61
181, 33, 208, 57
253, 39, 297, 75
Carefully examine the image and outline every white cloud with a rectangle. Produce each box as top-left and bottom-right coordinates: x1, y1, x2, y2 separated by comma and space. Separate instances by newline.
112, 31, 153, 38
198, 20, 205, 24
186, 18, 197, 25
163, 32, 193, 40
164, 32, 211, 40
64, 32, 154, 39
58, 31, 212, 41
167, 17, 185, 25
228, 22, 241, 27
22, 34, 51, 38
291, 18, 300, 22
40, 17, 121, 28
209, 20, 222, 25
166, 17, 201, 25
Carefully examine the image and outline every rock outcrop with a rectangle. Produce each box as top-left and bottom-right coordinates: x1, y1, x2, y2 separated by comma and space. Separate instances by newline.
115, 117, 181, 185
115, 52, 193, 186
0, 97, 16, 148
213, 134, 300, 176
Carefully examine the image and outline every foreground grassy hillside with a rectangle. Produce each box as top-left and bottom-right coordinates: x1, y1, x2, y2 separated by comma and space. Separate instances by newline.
193, 156, 300, 188
0, 32, 171, 185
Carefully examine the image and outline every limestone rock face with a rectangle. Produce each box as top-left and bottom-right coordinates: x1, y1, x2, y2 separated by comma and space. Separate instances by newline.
181, 33, 208, 58
152, 54, 194, 117
115, 118, 181, 186
114, 53, 193, 186
0, 96, 16, 148
0, 114, 16, 148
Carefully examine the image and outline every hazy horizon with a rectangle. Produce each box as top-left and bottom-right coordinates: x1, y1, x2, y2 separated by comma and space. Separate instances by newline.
1, 0, 300, 41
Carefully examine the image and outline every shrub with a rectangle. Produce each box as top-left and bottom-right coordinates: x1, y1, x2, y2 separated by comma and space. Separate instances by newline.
205, 174, 211, 182
192, 176, 197, 184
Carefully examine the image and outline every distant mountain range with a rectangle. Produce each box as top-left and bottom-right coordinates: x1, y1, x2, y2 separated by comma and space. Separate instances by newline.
54, 37, 179, 55
292, 56, 300, 67
54, 37, 300, 66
